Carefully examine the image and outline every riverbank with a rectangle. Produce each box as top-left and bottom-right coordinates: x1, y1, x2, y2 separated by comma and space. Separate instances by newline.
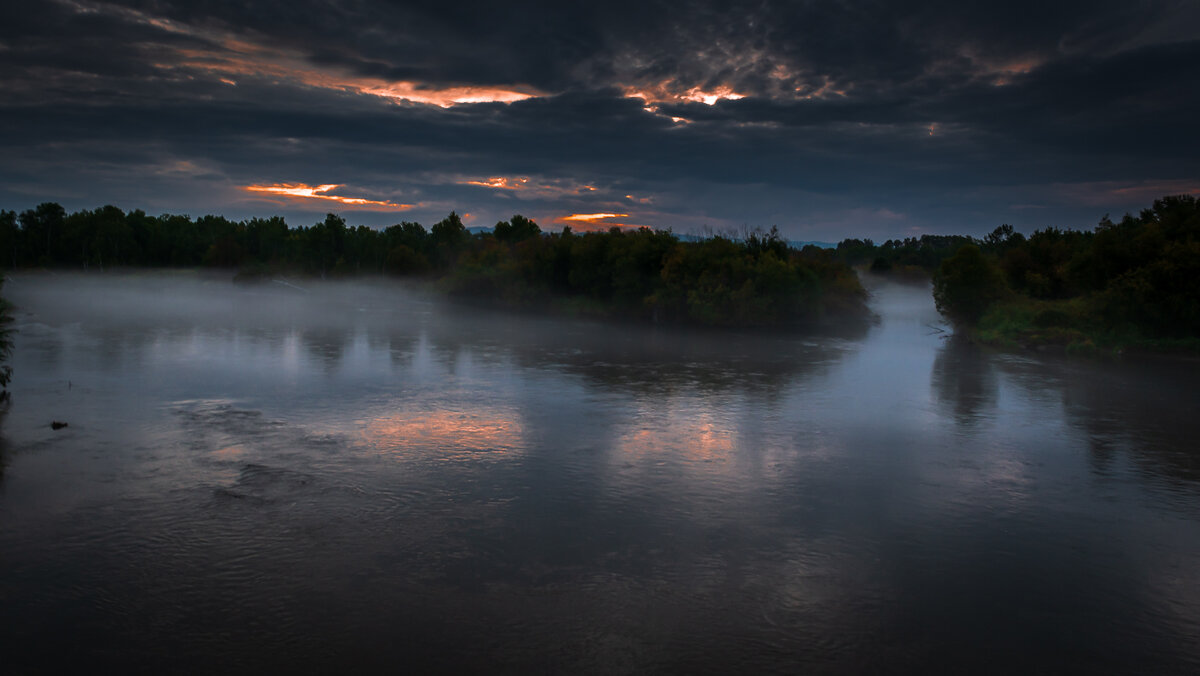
972, 297, 1200, 357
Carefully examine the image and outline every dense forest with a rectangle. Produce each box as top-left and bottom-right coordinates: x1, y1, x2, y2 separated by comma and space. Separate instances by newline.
834, 233, 979, 276
931, 194, 1199, 352
2, 194, 1196, 354
821, 194, 1199, 352
0, 204, 868, 329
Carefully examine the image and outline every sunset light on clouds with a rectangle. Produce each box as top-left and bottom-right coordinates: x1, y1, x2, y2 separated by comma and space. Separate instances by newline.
2, 5, 1199, 673
460, 177, 531, 190
556, 213, 641, 229
561, 213, 629, 222
242, 184, 414, 210
624, 84, 747, 106
2, 0, 1197, 238
357, 83, 537, 107
87, 0, 542, 109
172, 36, 538, 107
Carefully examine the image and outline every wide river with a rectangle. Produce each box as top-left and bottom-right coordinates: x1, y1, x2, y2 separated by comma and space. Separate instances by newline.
1, 272, 1198, 674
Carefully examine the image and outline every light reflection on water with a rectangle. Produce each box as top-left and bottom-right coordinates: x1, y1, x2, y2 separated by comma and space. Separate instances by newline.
0, 271, 1198, 674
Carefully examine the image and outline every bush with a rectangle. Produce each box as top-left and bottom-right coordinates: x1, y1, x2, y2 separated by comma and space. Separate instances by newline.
932, 244, 1008, 326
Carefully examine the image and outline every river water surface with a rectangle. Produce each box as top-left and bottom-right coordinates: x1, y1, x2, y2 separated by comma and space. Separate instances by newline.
1, 272, 1198, 674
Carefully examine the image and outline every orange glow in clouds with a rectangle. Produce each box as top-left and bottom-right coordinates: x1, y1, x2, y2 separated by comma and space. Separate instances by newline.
457, 176, 605, 200
462, 177, 531, 190
359, 82, 536, 107
681, 86, 745, 105
556, 213, 644, 230
159, 23, 539, 107
626, 83, 746, 106
243, 183, 413, 210
561, 213, 629, 223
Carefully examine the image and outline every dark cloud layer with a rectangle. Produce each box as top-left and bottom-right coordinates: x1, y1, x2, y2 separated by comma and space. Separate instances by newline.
1, 0, 1197, 238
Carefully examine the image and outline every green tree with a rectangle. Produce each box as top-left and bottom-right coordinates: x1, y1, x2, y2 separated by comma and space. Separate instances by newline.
244, 216, 290, 263
19, 202, 66, 265
933, 244, 1007, 326
984, 224, 1014, 246
430, 212, 468, 269
0, 211, 18, 269
493, 214, 541, 243
383, 221, 430, 275
431, 212, 467, 248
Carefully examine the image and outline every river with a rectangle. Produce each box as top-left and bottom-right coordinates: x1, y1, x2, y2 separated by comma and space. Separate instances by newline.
1, 271, 1198, 674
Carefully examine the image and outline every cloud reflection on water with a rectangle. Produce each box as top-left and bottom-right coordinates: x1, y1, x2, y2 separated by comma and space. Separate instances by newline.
360, 406, 526, 459
3, 272, 1200, 673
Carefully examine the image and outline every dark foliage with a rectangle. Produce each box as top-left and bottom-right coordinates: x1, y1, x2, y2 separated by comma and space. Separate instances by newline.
0, 205, 869, 329
444, 225, 867, 327
932, 244, 1007, 326
933, 194, 1200, 342
836, 234, 980, 273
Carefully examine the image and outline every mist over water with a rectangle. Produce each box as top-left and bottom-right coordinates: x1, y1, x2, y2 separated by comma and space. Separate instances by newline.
1, 271, 1199, 674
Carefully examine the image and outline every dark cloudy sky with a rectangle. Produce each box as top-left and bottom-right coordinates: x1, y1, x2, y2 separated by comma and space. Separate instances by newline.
2, 0, 1198, 239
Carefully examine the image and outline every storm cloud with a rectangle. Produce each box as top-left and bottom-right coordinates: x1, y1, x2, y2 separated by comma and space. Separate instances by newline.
1, 0, 1197, 239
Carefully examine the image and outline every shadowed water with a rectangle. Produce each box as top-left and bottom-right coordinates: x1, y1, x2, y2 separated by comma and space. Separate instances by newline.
1, 272, 1198, 674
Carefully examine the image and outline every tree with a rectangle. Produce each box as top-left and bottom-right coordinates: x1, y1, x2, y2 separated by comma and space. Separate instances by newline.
493, 214, 541, 243
430, 212, 468, 269
932, 244, 1007, 326
0, 211, 17, 269
430, 212, 467, 248
18, 202, 66, 265
984, 224, 1015, 249
245, 216, 289, 263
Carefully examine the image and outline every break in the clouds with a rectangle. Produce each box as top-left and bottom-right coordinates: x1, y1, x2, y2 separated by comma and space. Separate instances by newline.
242, 183, 415, 211
1, 0, 1198, 239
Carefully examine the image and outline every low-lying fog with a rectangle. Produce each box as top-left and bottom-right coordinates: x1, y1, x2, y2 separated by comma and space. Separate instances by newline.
1, 270, 1198, 674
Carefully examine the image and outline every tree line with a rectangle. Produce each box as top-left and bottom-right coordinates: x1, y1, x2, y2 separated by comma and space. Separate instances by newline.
931, 194, 1199, 351
0, 204, 870, 328
4, 194, 1194, 350
0, 203, 458, 274
834, 233, 980, 275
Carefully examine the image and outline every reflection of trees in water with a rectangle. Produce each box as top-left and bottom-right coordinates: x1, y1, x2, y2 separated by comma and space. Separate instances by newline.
1064, 363, 1200, 485
298, 327, 352, 371
92, 325, 147, 369
999, 356, 1200, 487
0, 390, 13, 481
364, 326, 421, 367
367, 327, 408, 366
237, 326, 289, 351
930, 335, 998, 426
0, 408, 7, 480
20, 327, 63, 369
427, 334, 468, 373
418, 302, 866, 399
934, 333, 1200, 488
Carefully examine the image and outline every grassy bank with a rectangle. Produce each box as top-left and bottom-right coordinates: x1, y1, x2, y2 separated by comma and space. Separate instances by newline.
974, 297, 1200, 357
930, 195, 1200, 358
